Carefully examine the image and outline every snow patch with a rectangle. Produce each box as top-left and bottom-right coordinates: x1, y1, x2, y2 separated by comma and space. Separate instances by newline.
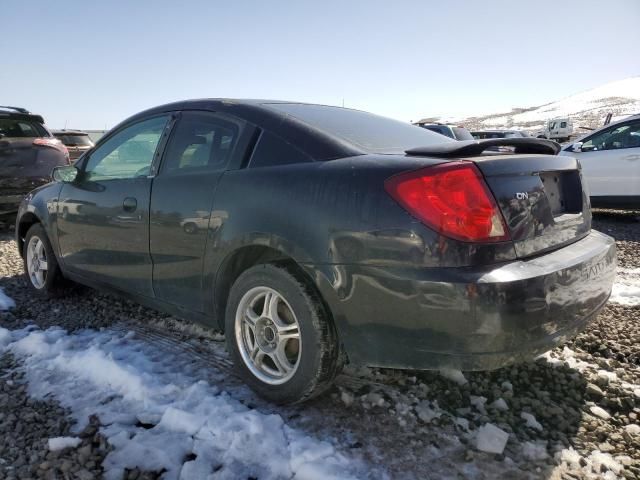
476, 423, 509, 455
0, 287, 15, 310
522, 441, 548, 461
489, 398, 509, 412
48, 436, 82, 451
610, 268, 640, 306
415, 400, 442, 423
5, 327, 373, 480
438, 368, 467, 385
520, 412, 543, 431
0, 327, 11, 349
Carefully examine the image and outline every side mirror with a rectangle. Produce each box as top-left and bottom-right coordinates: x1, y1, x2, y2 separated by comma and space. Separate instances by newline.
570, 142, 583, 153
52, 165, 78, 183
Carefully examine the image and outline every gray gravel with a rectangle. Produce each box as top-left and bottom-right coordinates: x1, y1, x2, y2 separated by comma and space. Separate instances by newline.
0, 210, 639, 479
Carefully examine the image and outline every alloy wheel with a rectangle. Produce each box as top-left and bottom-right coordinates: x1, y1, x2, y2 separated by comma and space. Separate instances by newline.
235, 286, 301, 385
26, 236, 48, 289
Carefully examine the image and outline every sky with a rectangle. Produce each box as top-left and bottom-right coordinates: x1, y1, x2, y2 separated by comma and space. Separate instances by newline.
1, 0, 639, 130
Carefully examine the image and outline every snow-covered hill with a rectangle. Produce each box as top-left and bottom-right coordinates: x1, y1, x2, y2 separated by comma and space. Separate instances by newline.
427, 77, 640, 132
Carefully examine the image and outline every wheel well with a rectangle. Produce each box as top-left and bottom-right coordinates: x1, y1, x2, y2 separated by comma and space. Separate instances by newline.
214, 246, 318, 332
16, 213, 40, 257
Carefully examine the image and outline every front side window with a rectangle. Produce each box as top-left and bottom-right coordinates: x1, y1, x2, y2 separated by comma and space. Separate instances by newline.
161, 112, 239, 173
582, 121, 640, 152
560, 122, 567, 129
84, 116, 169, 180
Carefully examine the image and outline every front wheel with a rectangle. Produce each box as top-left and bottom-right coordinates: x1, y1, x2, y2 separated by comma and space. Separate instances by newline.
225, 264, 341, 404
23, 224, 69, 297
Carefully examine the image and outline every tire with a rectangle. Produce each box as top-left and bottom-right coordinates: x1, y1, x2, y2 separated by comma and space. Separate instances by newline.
225, 263, 340, 404
23, 224, 68, 298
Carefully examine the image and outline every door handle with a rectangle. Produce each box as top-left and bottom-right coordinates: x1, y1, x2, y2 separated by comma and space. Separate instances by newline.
123, 197, 137, 212
624, 154, 640, 161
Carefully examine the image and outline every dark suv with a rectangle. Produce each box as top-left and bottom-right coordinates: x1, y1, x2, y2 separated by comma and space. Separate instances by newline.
52, 130, 94, 161
0, 106, 69, 223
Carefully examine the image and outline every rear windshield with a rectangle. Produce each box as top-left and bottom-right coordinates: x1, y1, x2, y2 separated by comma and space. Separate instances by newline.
0, 119, 47, 138
265, 103, 453, 154
54, 134, 94, 146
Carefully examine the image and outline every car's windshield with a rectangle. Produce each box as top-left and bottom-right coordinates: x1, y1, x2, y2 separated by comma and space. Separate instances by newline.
265, 103, 453, 154
55, 134, 94, 146
0, 118, 47, 138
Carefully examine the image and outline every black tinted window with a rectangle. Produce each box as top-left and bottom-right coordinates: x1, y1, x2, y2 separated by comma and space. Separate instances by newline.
249, 130, 312, 168
265, 103, 452, 154
162, 112, 239, 173
55, 134, 93, 146
0, 119, 46, 138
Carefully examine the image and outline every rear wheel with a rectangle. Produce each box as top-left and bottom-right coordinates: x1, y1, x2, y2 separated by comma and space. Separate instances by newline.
225, 264, 340, 404
23, 224, 69, 297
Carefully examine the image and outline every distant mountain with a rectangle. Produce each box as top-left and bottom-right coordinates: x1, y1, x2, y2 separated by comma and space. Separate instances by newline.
424, 77, 640, 133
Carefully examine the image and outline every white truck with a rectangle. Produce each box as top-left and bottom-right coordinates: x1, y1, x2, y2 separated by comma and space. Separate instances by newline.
535, 118, 574, 142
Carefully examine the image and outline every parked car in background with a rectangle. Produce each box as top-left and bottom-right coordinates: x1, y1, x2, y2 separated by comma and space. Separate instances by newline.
415, 122, 474, 140
52, 130, 94, 161
561, 114, 640, 209
16, 100, 615, 404
535, 117, 574, 143
471, 129, 529, 139
470, 130, 530, 152
0, 106, 69, 223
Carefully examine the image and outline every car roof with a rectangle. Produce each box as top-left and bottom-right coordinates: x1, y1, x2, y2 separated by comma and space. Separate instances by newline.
107, 99, 367, 161
52, 129, 89, 135
0, 106, 45, 124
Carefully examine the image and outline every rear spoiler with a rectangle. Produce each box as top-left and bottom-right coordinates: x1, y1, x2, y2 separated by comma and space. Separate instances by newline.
406, 138, 561, 157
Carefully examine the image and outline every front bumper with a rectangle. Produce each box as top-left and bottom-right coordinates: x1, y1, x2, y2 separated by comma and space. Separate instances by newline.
312, 230, 616, 370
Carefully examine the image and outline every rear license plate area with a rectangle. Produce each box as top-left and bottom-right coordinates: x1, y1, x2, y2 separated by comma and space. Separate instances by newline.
540, 171, 582, 216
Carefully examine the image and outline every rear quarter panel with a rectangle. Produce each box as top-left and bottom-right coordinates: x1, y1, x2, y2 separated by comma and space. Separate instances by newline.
206, 155, 519, 338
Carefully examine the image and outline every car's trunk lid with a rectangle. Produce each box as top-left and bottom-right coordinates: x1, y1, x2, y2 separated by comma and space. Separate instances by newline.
406, 139, 590, 258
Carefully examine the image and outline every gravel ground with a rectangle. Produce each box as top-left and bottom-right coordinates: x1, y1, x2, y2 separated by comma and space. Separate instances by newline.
0, 210, 639, 479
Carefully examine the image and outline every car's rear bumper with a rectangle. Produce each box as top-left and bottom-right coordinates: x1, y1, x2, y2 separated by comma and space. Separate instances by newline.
308, 230, 616, 370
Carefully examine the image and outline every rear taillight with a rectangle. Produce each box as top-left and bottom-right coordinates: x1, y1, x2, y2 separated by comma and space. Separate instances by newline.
33, 137, 70, 163
385, 162, 510, 243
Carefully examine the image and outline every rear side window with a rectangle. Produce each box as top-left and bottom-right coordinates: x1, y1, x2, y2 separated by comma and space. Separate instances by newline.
249, 131, 312, 168
0, 119, 46, 138
161, 112, 239, 173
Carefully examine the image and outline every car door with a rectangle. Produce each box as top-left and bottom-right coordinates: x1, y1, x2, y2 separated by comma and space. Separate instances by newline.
57, 114, 173, 297
573, 119, 640, 197
149, 111, 246, 312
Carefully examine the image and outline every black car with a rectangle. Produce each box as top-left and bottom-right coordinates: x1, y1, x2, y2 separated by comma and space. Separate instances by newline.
16, 100, 616, 404
52, 130, 94, 161
0, 106, 69, 223
415, 122, 474, 140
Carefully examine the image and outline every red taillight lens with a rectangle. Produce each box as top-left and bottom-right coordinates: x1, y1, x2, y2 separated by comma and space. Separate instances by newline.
33, 138, 70, 163
385, 162, 510, 243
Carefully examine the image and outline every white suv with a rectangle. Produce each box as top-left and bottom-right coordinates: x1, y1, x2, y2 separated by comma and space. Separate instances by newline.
561, 115, 640, 209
